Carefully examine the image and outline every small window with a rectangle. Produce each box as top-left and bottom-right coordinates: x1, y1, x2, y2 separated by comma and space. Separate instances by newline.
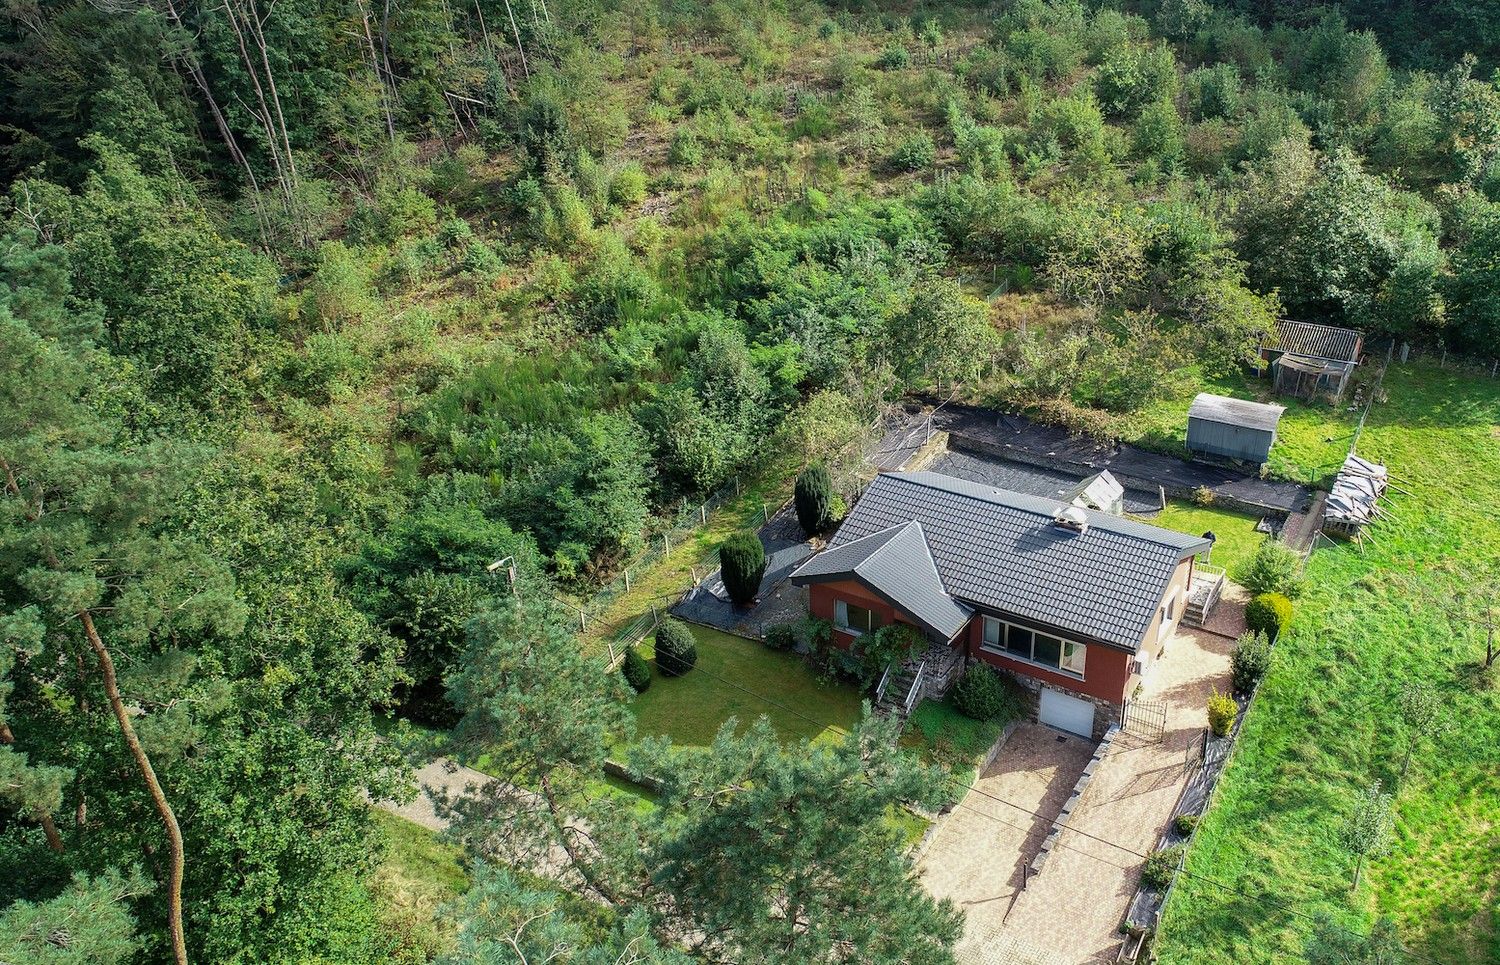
834, 599, 879, 635
1006, 625, 1034, 660
1033, 634, 1063, 669
1061, 641, 1087, 675
982, 616, 1003, 651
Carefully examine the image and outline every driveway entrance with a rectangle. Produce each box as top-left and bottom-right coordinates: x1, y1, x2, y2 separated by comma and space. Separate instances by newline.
923, 598, 1241, 963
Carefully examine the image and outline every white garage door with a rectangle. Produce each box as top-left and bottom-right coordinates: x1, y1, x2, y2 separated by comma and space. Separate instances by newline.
1039, 688, 1095, 738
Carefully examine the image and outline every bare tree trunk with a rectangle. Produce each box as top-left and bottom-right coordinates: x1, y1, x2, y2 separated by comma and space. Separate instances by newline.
80, 611, 188, 965
221, 0, 291, 201
353, 0, 396, 146
0, 722, 65, 852
243, 5, 298, 188
500, 0, 529, 78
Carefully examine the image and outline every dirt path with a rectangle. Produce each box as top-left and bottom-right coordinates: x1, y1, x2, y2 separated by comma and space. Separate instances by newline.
376, 755, 495, 831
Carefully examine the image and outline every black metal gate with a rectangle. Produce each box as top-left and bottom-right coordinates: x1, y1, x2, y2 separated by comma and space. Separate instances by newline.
1123, 698, 1168, 741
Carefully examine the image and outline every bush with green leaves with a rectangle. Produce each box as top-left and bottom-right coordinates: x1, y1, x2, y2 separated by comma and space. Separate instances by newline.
1141, 845, 1184, 889
1207, 689, 1238, 737
1246, 592, 1293, 639
654, 618, 698, 677
794, 463, 835, 535
1174, 812, 1200, 837
621, 646, 652, 693
889, 131, 937, 171
1230, 630, 1272, 693
763, 622, 798, 651
1241, 539, 1303, 598
876, 45, 910, 70
719, 530, 766, 605
952, 664, 1024, 722
856, 623, 925, 687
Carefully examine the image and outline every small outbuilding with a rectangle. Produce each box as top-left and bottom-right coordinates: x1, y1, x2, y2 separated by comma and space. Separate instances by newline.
1061, 470, 1125, 515
1259, 320, 1364, 402
1186, 393, 1285, 466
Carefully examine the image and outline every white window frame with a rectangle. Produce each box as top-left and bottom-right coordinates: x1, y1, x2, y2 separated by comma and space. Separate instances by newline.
980, 615, 1087, 680
834, 599, 879, 636
1157, 587, 1180, 641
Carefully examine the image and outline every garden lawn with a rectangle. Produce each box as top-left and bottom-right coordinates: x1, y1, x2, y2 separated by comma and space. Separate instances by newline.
629, 624, 862, 747
1156, 362, 1500, 964
902, 697, 1008, 810
1118, 366, 1358, 486
1137, 500, 1266, 584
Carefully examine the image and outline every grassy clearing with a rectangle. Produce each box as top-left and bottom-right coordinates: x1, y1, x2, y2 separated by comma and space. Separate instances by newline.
1139, 500, 1267, 584
628, 623, 862, 747
370, 810, 467, 962
1157, 362, 1500, 964
1119, 367, 1359, 486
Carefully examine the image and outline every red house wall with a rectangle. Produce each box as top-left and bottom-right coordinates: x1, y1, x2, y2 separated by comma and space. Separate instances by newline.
810, 581, 1135, 708
966, 620, 1133, 707
808, 581, 907, 649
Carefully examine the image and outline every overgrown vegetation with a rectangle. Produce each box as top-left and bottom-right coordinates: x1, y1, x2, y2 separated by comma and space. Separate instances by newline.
4, 0, 1499, 957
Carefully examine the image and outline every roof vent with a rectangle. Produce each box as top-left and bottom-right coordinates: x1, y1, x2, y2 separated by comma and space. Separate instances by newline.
1053, 505, 1089, 534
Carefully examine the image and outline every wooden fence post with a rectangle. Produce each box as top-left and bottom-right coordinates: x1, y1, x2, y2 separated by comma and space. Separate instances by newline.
663, 533, 670, 555
624, 569, 631, 592
701, 504, 707, 525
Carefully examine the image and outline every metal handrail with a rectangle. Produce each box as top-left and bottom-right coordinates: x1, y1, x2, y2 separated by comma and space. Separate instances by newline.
903, 661, 927, 716
875, 662, 893, 703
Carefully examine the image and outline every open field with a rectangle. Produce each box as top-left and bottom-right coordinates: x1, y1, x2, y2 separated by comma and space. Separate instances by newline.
1157, 361, 1500, 963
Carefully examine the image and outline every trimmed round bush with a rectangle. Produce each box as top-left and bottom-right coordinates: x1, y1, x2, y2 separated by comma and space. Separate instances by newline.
621, 646, 652, 693
1230, 630, 1271, 693
654, 619, 698, 677
763, 622, 798, 651
1207, 689, 1237, 737
719, 531, 766, 606
1245, 592, 1293, 639
952, 664, 1023, 722
794, 464, 835, 536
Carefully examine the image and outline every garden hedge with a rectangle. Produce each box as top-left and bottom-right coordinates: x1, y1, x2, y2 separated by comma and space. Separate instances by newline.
952, 664, 1024, 722
1246, 592, 1294, 639
654, 618, 698, 677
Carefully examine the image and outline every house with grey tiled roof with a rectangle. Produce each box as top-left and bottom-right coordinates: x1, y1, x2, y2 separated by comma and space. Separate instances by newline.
789, 471, 1215, 738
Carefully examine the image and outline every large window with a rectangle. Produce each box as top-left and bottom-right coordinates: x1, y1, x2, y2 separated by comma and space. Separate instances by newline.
834, 599, 880, 635
981, 615, 1087, 678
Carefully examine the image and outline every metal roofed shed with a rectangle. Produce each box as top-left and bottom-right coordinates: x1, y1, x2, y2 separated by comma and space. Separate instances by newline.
1259, 320, 1364, 402
1186, 393, 1285, 466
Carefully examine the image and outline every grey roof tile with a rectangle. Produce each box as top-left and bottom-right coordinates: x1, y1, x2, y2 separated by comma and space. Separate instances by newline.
821, 472, 1210, 651
790, 521, 972, 640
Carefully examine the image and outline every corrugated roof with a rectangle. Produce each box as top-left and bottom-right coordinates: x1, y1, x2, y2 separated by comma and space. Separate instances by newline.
1271, 320, 1362, 362
1188, 393, 1285, 432
790, 521, 972, 640
818, 472, 1209, 651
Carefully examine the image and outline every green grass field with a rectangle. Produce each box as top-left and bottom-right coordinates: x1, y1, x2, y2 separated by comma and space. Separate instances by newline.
1140, 500, 1267, 584
1157, 362, 1500, 963
629, 623, 862, 747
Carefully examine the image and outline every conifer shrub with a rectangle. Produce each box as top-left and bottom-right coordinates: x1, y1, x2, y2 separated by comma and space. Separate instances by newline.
654, 619, 698, 677
1246, 592, 1293, 639
719, 531, 766, 605
622, 646, 652, 693
953, 664, 1024, 722
794, 464, 835, 535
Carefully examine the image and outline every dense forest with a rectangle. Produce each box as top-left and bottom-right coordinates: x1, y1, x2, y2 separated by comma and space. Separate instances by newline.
2, 0, 1498, 961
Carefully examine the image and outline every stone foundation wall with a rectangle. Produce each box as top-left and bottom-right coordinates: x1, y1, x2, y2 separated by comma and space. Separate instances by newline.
921, 642, 967, 700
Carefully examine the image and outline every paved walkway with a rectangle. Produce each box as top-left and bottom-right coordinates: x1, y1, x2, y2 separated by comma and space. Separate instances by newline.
918, 725, 1096, 956
927, 607, 1240, 963
377, 755, 494, 831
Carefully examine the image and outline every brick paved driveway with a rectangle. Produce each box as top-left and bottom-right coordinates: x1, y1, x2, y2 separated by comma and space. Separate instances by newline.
923, 598, 1241, 964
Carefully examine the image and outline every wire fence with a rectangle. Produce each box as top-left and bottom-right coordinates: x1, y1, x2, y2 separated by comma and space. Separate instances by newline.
1394, 341, 1500, 379
564, 403, 896, 663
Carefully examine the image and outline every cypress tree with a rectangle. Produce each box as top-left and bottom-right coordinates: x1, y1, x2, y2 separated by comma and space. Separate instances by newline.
719, 531, 766, 605
794, 463, 835, 535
